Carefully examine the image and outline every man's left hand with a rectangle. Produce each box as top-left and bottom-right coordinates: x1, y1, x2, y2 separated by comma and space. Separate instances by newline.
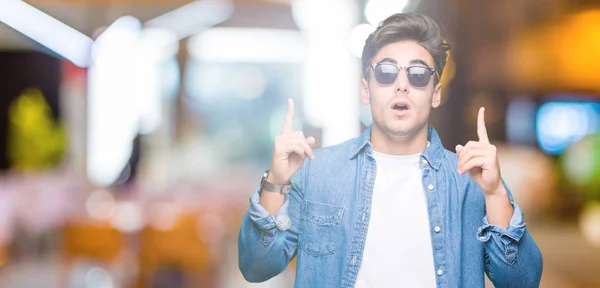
455, 107, 504, 196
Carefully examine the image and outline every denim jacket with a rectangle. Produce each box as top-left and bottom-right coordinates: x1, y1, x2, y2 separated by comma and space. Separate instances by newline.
238, 126, 543, 287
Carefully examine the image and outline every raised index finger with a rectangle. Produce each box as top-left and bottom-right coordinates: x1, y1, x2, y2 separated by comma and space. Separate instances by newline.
477, 107, 489, 144
282, 98, 294, 134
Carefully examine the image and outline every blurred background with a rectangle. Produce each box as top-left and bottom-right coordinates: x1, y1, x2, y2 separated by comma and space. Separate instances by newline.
0, 0, 599, 287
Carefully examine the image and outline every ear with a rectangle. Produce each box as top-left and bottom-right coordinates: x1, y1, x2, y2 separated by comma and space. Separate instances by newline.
360, 78, 370, 105
431, 82, 442, 108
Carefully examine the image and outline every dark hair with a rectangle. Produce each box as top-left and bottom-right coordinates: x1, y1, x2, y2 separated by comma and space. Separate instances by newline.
362, 13, 451, 83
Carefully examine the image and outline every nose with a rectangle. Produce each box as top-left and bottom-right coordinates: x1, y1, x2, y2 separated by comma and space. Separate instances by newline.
395, 71, 410, 94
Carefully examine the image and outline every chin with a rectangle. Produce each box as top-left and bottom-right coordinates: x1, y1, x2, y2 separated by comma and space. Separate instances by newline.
388, 128, 415, 139
382, 123, 414, 138
384, 120, 426, 139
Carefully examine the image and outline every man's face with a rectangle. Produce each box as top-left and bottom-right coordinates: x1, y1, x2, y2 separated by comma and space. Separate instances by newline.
361, 41, 442, 139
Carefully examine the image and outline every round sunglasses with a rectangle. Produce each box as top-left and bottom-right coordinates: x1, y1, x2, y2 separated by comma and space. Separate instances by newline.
365, 63, 439, 87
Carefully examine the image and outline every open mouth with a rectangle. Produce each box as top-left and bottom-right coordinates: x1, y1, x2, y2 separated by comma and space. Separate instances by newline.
391, 101, 410, 111
393, 104, 409, 111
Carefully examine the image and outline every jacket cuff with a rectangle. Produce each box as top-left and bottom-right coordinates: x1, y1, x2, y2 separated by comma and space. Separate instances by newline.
477, 179, 526, 243
248, 186, 290, 232
476, 195, 526, 265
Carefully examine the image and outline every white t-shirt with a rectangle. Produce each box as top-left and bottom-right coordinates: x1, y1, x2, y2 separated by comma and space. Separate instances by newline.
355, 149, 437, 288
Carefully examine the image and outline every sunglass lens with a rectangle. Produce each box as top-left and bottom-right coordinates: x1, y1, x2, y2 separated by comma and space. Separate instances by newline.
374, 64, 398, 85
407, 67, 431, 87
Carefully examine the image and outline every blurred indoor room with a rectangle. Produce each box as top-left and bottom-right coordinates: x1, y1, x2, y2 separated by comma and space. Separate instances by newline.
0, 0, 599, 287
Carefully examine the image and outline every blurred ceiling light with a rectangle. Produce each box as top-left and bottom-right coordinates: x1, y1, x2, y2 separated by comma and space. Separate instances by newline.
348, 24, 375, 58
556, 10, 600, 92
145, 0, 233, 40
536, 101, 600, 155
0, 0, 93, 67
133, 28, 178, 135
580, 202, 600, 248
84, 267, 114, 288
85, 189, 116, 220
91, 15, 141, 64
188, 28, 306, 63
562, 134, 600, 189
292, 0, 360, 146
110, 202, 144, 233
136, 27, 179, 61
87, 16, 142, 187
508, 10, 600, 93
365, 0, 410, 27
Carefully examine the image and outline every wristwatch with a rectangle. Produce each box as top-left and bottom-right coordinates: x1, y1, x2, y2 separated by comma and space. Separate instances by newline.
260, 169, 292, 195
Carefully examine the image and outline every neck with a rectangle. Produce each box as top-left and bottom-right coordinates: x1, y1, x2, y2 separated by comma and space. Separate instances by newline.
370, 124, 429, 155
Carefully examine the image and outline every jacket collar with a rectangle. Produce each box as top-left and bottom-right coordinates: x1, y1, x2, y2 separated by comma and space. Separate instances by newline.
349, 125, 445, 170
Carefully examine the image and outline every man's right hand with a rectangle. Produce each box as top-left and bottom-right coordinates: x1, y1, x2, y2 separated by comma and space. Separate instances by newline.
260, 99, 315, 216
267, 98, 315, 185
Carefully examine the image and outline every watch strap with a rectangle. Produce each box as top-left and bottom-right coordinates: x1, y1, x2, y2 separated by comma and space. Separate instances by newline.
261, 178, 292, 194
260, 169, 292, 194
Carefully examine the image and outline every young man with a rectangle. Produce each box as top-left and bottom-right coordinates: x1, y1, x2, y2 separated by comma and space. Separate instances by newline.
238, 13, 543, 288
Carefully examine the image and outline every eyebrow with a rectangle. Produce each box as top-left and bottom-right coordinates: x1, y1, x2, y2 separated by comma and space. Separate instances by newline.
377, 58, 432, 68
377, 57, 397, 64
409, 59, 431, 67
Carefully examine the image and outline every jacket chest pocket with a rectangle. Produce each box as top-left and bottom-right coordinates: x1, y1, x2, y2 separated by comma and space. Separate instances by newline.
299, 200, 344, 257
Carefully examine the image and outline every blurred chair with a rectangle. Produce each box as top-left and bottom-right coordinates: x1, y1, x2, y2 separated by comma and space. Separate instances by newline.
59, 221, 124, 287
137, 213, 214, 288
0, 244, 7, 268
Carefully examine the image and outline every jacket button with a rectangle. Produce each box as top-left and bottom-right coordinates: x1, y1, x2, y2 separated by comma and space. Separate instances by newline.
327, 243, 336, 253
437, 269, 444, 276
434, 226, 441, 233
275, 215, 291, 231
428, 184, 434, 191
